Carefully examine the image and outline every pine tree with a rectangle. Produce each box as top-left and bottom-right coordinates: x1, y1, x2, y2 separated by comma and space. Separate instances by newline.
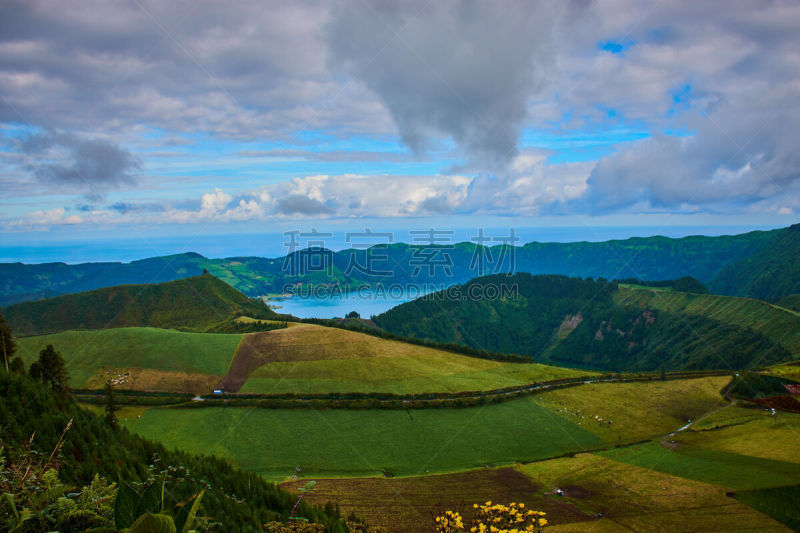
0, 313, 16, 372
30, 344, 70, 391
104, 380, 118, 429
9, 357, 25, 374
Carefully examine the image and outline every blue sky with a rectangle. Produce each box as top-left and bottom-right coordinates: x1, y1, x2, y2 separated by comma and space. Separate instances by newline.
1, 0, 798, 256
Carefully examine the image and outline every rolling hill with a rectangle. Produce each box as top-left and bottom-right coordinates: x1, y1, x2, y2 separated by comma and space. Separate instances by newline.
3, 224, 798, 306
15, 327, 243, 393
14, 321, 588, 395
221, 322, 588, 395
709, 223, 800, 300
374, 273, 797, 372
2, 273, 278, 335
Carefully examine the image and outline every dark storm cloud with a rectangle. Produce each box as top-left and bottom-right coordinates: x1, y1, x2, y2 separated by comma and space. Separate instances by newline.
20, 131, 142, 188
0, 0, 342, 137
326, 0, 565, 170
274, 194, 334, 216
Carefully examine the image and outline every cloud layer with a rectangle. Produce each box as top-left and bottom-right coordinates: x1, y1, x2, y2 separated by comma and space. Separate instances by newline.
1, 0, 800, 231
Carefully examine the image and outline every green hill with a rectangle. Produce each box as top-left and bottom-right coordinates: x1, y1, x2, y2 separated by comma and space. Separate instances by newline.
710, 223, 800, 300
14, 322, 586, 395
374, 274, 796, 372
3, 274, 278, 336
222, 322, 588, 395
775, 294, 800, 313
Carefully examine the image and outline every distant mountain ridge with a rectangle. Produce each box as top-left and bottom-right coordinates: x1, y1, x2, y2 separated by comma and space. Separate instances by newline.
2, 273, 278, 336
373, 273, 797, 372
1, 224, 798, 306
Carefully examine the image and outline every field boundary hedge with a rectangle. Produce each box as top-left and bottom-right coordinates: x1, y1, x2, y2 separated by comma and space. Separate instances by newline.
73, 370, 733, 410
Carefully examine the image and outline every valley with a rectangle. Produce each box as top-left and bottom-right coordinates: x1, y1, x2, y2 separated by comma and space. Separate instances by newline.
3, 228, 800, 532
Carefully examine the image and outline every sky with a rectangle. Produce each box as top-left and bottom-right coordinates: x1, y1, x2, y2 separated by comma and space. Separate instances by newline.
1, 0, 799, 257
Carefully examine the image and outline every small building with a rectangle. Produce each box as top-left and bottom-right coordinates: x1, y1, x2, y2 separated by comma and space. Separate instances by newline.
213, 389, 223, 395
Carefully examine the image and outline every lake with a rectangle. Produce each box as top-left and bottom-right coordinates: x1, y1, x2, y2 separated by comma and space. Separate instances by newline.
267, 285, 435, 319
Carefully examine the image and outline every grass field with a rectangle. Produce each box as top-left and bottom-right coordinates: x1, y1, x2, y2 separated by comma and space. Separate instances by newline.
517, 453, 792, 532
615, 288, 800, 356
671, 405, 800, 464
597, 441, 800, 490
763, 362, 800, 382
124, 397, 603, 480
224, 323, 591, 394
16, 328, 242, 388
734, 484, 800, 531
533, 376, 731, 441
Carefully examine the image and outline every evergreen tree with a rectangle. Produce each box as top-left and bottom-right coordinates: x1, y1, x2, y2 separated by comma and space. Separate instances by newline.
9, 356, 25, 374
29, 344, 70, 391
0, 313, 16, 372
104, 380, 118, 429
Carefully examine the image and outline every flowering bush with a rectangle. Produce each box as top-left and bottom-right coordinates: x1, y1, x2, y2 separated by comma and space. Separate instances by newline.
434, 501, 547, 533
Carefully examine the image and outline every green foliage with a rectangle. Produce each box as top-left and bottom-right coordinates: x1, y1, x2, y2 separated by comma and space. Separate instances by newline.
615, 287, 800, 356
724, 372, 794, 399
128, 512, 176, 533
9, 357, 24, 374
376, 274, 618, 358
1, 431, 117, 533
206, 318, 287, 333
775, 294, 800, 312
0, 372, 347, 532
617, 275, 708, 293
710, 223, 800, 300
550, 309, 789, 371
105, 381, 119, 429
49, 474, 117, 532
3, 275, 278, 336
376, 274, 792, 372
0, 312, 16, 372
29, 344, 70, 391
174, 489, 204, 533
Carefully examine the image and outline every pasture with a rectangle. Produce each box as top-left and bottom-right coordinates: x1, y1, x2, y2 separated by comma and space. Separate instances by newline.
671, 405, 800, 464
517, 453, 792, 532
533, 376, 731, 441
16, 327, 242, 388
223, 323, 590, 394
597, 441, 800, 490
124, 397, 603, 480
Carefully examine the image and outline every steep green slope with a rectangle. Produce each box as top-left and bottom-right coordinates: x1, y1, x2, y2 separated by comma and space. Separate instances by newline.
0, 372, 348, 532
3, 274, 277, 335
775, 294, 800, 312
375, 274, 618, 357
614, 288, 800, 356
710, 223, 800, 300
375, 274, 795, 372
